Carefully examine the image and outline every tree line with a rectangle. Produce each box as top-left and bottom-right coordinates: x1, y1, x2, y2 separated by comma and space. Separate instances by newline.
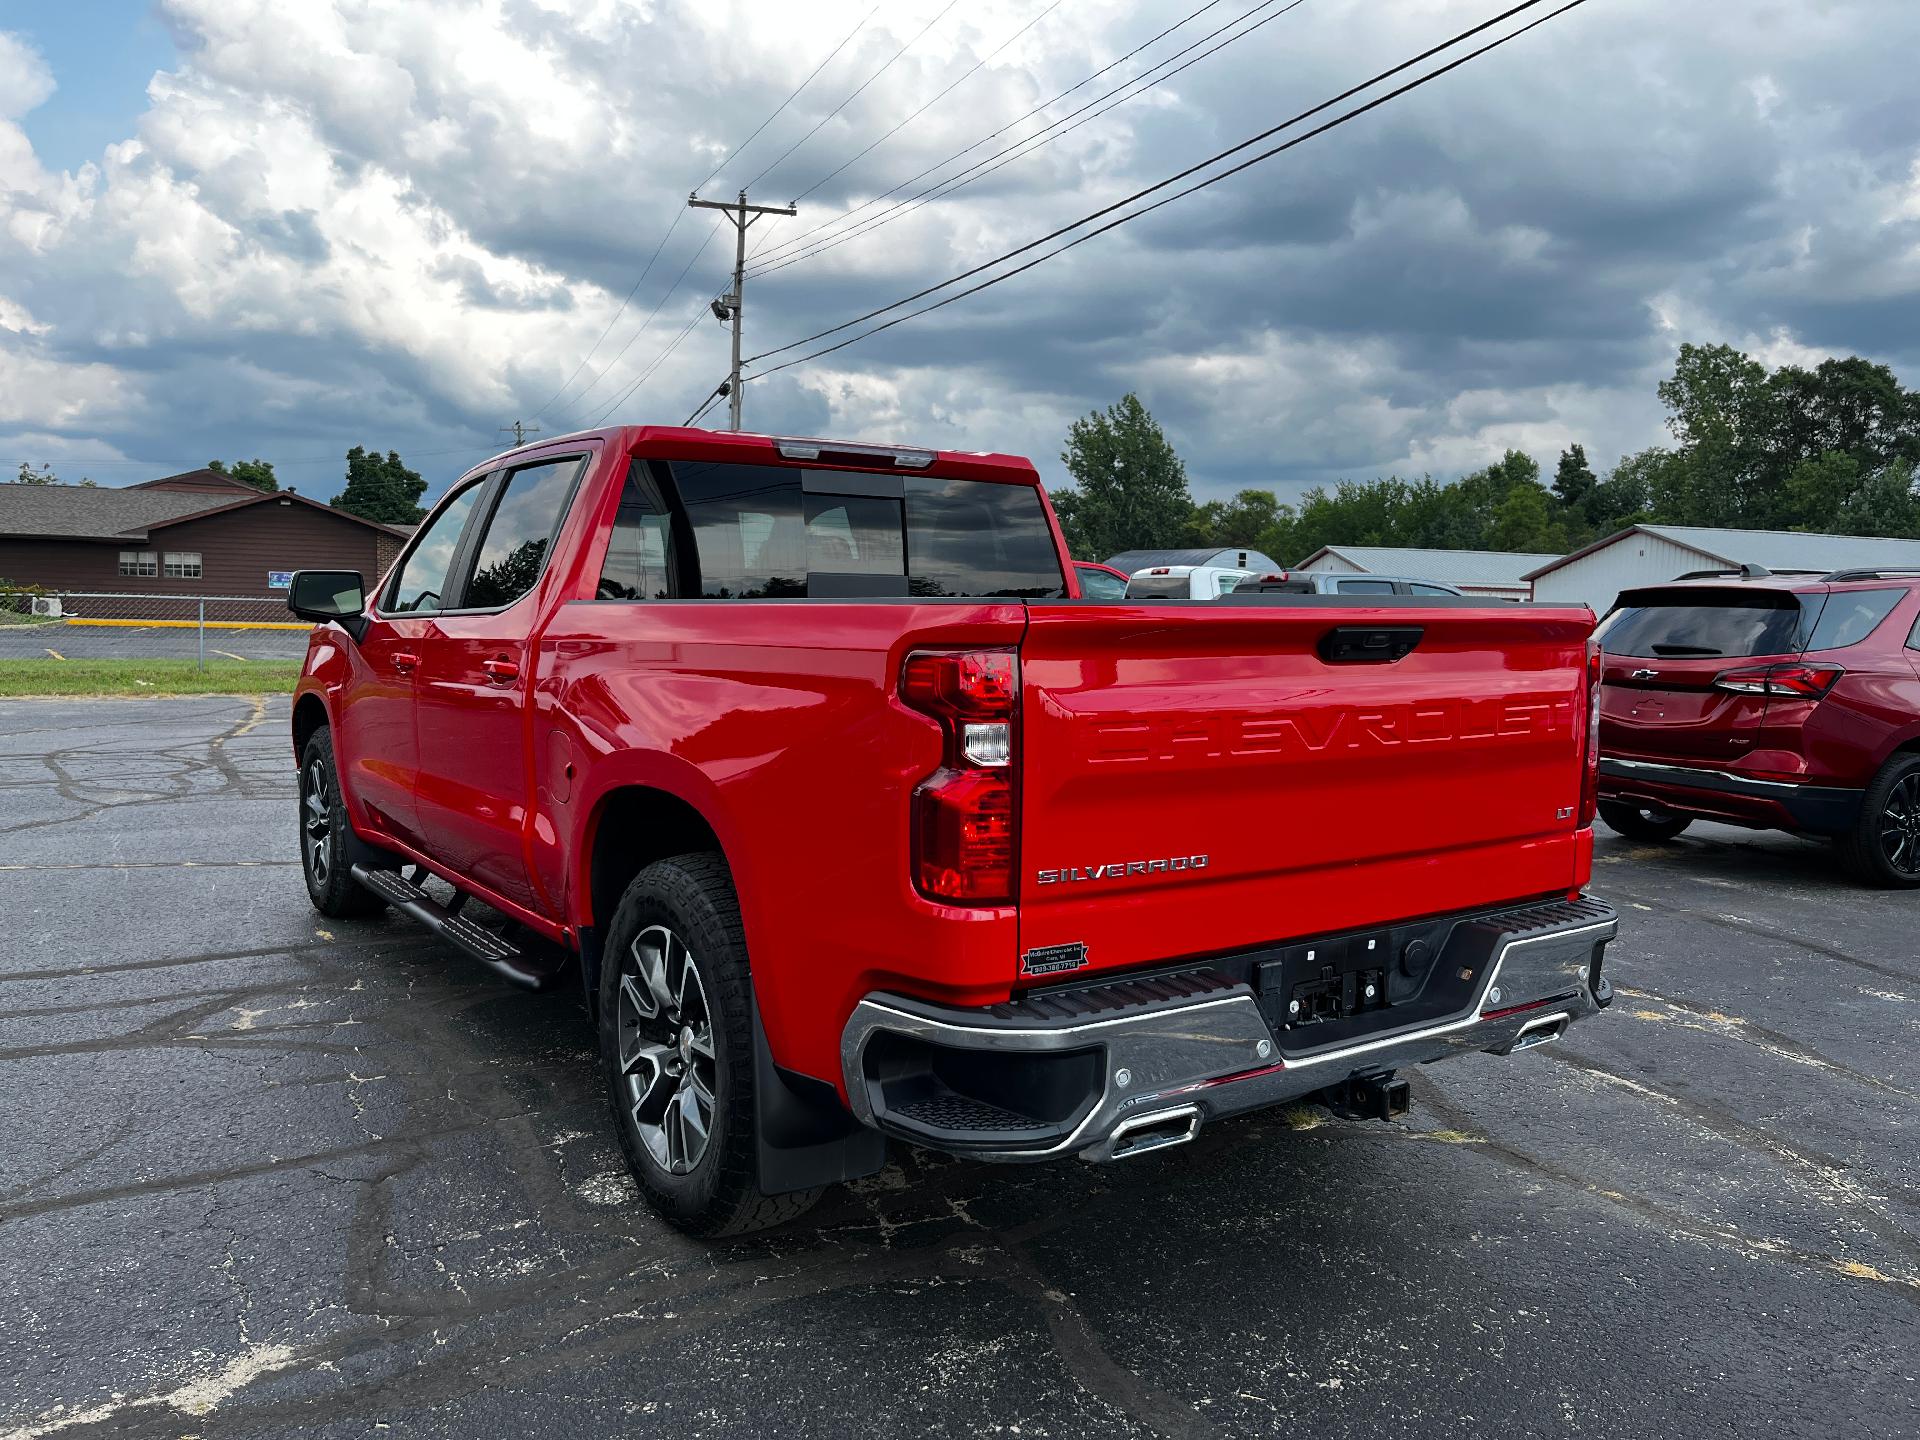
10, 449, 428, 525
1052, 344, 1920, 565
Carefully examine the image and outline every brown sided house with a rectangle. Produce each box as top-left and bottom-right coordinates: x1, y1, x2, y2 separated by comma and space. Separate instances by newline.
0, 470, 410, 616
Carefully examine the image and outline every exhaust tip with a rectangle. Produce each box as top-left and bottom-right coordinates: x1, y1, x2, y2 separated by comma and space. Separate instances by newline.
1089, 1105, 1201, 1163
1512, 1014, 1569, 1051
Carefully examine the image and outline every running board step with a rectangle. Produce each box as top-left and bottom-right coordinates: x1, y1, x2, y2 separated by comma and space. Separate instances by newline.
350, 864, 559, 991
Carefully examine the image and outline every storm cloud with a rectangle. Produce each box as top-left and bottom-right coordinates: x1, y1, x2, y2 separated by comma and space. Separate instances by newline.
2, 0, 1917, 501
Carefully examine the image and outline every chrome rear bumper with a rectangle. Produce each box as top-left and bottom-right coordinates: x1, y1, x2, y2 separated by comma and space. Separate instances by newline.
841, 897, 1617, 1162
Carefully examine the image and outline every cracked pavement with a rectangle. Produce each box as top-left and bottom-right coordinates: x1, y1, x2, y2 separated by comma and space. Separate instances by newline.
1, 696, 1916, 1438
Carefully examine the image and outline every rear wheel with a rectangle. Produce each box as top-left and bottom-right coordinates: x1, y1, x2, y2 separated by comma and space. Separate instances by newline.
1598, 799, 1693, 842
598, 853, 822, 1237
298, 728, 386, 918
1837, 754, 1920, 889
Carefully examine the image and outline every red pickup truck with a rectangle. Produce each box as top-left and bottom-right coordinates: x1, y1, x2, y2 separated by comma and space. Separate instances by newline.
288, 426, 1617, 1235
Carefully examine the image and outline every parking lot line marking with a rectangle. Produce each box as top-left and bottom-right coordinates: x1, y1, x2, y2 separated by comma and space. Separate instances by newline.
212, 648, 249, 662
43, 648, 64, 660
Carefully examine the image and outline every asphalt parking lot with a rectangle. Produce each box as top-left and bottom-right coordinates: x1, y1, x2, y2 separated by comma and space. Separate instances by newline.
2, 696, 1915, 1439
0, 625, 310, 662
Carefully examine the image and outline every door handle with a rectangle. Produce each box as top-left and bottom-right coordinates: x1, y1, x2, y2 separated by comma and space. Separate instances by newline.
481, 657, 520, 685
392, 651, 420, 672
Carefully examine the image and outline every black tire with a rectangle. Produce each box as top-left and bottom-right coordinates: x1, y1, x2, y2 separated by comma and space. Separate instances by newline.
598, 853, 822, 1237
1598, 799, 1694, 843
298, 728, 386, 918
1836, 754, 1920, 889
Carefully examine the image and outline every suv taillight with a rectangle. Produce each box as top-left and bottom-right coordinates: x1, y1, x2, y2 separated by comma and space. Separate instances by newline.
1579, 637, 1601, 828
901, 650, 1017, 903
1713, 662, 1844, 697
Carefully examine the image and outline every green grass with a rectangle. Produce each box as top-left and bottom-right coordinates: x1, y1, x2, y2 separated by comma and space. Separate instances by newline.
0, 659, 301, 697
0, 609, 60, 627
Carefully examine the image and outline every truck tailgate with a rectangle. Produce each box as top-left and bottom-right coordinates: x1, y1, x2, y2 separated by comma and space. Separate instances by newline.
1016, 600, 1595, 980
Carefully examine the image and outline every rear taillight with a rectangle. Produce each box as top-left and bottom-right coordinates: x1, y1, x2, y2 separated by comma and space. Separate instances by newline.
1579, 637, 1601, 828
1713, 662, 1844, 697
901, 650, 1017, 903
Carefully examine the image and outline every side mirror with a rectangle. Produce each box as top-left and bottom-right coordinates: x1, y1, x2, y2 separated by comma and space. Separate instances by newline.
287, 570, 366, 631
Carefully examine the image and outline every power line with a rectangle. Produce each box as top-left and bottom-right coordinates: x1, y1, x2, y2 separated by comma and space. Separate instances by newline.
788, 0, 1069, 208
741, 0, 965, 196
693, 2, 886, 195
587, 301, 716, 428
532, 211, 688, 419
533, 3, 883, 420
553, 219, 728, 422
571, 2, 975, 430
683, 382, 731, 428
746, 0, 1305, 282
741, 0, 1234, 273
747, 0, 1585, 377
2, 445, 492, 471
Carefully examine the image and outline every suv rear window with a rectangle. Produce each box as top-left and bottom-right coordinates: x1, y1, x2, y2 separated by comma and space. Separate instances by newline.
601, 462, 1065, 600
1602, 589, 1806, 659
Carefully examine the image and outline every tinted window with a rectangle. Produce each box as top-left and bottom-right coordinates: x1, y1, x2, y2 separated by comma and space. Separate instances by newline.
1126, 573, 1194, 599
905, 476, 1064, 598
1337, 579, 1397, 595
463, 459, 581, 610
1411, 582, 1454, 595
599, 461, 674, 600
665, 463, 1064, 599
388, 480, 486, 614
1076, 565, 1127, 600
805, 493, 905, 575
1808, 589, 1901, 651
675, 462, 807, 598
1602, 591, 1804, 658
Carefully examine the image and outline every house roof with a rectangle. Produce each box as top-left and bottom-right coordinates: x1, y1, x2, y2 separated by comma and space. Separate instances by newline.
128, 469, 265, 495
0, 485, 227, 540
1522, 525, 1920, 582
1104, 546, 1279, 572
0, 481, 415, 542
1299, 545, 1561, 584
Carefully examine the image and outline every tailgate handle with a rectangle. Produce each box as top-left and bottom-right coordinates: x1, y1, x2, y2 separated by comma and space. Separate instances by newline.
1318, 626, 1424, 664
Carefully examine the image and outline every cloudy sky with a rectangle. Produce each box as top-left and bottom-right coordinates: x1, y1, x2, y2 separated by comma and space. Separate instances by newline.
2, 0, 1917, 503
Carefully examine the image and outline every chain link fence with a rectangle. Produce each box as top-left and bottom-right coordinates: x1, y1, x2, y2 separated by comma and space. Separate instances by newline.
0, 591, 312, 667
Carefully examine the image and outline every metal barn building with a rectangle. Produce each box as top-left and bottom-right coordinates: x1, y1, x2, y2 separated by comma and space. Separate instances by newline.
1295, 545, 1559, 601
1523, 525, 1920, 614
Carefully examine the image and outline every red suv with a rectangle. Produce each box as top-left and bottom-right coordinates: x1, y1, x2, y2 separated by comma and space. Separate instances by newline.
1596, 566, 1920, 885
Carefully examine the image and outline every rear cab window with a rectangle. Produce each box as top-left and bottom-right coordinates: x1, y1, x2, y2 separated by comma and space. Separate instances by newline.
596, 460, 1065, 600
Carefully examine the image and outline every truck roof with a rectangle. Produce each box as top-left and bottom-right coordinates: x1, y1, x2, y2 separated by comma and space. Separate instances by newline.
464, 424, 1042, 486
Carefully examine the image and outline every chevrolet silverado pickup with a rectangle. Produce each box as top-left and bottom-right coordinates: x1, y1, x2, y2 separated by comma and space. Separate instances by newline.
287, 425, 1617, 1236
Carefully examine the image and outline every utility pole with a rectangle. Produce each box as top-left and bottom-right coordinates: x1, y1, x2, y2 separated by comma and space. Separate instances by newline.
688, 189, 796, 430
500, 421, 541, 447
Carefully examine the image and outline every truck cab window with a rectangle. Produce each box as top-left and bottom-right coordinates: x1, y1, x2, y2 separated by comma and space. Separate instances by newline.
599, 461, 675, 600
387, 479, 486, 614
674, 462, 806, 598
462, 458, 583, 611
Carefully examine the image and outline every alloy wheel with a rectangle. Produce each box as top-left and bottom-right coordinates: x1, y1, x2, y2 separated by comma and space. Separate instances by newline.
303, 759, 332, 884
617, 925, 718, 1175
1880, 773, 1920, 876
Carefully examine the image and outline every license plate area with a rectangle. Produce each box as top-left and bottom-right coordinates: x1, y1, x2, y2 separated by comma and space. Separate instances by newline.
1254, 923, 1485, 1055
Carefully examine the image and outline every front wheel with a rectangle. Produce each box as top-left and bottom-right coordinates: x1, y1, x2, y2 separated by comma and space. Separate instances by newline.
298, 728, 386, 918
1837, 754, 1920, 889
1598, 799, 1693, 842
598, 853, 822, 1237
